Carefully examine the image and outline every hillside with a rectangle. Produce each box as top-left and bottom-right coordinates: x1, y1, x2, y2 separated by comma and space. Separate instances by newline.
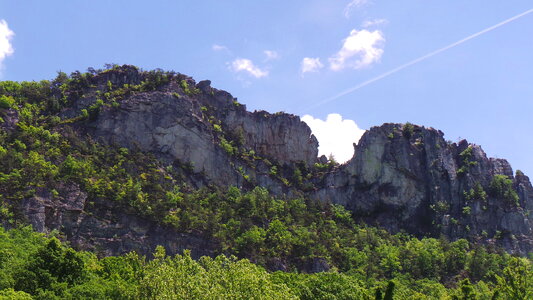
0, 65, 532, 298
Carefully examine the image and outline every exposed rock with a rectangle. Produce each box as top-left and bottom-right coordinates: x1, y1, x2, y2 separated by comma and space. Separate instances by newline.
266, 258, 288, 272
79, 68, 532, 255
21, 183, 215, 258
225, 110, 318, 166
312, 123, 533, 255
304, 257, 331, 273
0, 108, 19, 132
14, 66, 532, 257
196, 80, 212, 92
91, 92, 240, 187
516, 172, 533, 211
22, 183, 86, 233
87, 76, 318, 187
95, 65, 143, 88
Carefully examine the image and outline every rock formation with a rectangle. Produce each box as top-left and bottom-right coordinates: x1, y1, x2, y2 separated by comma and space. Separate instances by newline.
21, 183, 215, 259
314, 123, 533, 254
9, 65, 533, 256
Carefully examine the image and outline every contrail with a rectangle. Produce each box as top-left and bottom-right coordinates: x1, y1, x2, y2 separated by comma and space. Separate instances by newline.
309, 8, 533, 110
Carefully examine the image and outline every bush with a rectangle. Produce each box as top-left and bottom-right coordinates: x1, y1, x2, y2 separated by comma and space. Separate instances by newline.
87, 99, 104, 120
213, 124, 222, 133
0, 95, 15, 109
219, 137, 235, 156
457, 146, 478, 176
0, 289, 32, 300
464, 182, 487, 202
462, 206, 472, 215
180, 80, 199, 96
490, 175, 519, 206
14, 238, 86, 295
402, 122, 414, 138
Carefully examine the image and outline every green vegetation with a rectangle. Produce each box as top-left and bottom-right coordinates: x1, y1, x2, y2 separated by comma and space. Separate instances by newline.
179, 79, 200, 96
430, 201, 450, 214
490, 174, 520, 206
402, 122, 414, 138
464, 182, 488, 202
212, 123, 222, 133
219, 137, 236, 156
0, 66, 531, 298
457, 146, 478, 176
462, 206, 472, 215
0, 227, 531, 299
0, 95, 15, 109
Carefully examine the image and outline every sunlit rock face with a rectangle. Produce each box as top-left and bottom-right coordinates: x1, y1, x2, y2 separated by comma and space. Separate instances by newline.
88, 70, 318, 188
314, 123, 533, 255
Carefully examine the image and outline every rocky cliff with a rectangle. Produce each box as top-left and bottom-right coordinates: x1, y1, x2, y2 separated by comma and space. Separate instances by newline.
314, 123, 533, 255
84, 67, 533, 255
63, 66, 318, 191
3, 65, 532, 257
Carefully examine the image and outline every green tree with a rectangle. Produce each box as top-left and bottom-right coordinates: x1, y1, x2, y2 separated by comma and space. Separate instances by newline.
0, 289, 32, 300
266, 219, 294, 257
15, 238, 85, 295
494, 258, 533, 300
0, 95, 15, 109
454, 278, 477, 300
489, 175, 519, 206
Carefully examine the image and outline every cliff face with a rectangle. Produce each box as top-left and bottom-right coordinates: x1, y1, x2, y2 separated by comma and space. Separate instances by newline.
314, 124, 533, 254
7, 65, 532, 257
21, 183, 216, 259
67, 67, 533, 255
80, 67, 317, 189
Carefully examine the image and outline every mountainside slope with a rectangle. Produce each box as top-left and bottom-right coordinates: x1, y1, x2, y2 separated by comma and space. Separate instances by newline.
0, 65, 531, 262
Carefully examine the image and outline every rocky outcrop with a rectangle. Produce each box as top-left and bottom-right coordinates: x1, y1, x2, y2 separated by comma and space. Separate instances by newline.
21, 182, 215, 258
91, 91, 240, 187
0, 108, 18, 132
85, 70, 317, 188
313, 123, 533, 255
78, 67, 532, 255
192, 80, 318, 166
15, 65, 531, 256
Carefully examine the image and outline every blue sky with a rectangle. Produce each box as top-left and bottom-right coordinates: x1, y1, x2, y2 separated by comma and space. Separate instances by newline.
1, 1, 532, 175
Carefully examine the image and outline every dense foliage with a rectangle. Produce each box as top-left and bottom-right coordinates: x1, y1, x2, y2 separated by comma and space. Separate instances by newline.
0, 227, 531, 299
0, 66, 532, 298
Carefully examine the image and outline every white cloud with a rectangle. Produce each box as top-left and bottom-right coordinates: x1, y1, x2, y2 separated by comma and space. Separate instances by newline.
212, 44, 228, 52
362, 18, 388, 28
230, 58, 268, 78
302, 113, 365, 163
264, 50, 279, 61
300, 57, 324, 74
329, 29, 385, 71
0, 20, 14, 68
344, 0, 370, 18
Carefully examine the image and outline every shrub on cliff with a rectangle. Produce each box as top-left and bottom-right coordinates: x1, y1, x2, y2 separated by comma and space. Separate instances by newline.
490, 174, 520, 206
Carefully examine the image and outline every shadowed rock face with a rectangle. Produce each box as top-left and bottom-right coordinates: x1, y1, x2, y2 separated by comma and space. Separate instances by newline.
18, 66, 532, 257
21, 183, 215, 259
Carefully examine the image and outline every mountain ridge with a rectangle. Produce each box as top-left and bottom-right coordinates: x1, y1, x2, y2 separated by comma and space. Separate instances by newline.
1, 65, 531, 261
